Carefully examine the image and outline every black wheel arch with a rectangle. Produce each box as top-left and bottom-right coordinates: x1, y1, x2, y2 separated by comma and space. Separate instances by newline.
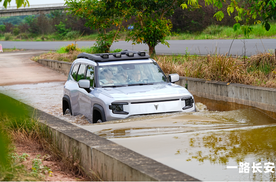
93, 104, 106, 123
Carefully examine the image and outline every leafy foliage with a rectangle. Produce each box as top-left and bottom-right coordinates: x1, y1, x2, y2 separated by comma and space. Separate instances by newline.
123, 0, 179, 55
65, 30, 79, 40
55, 21, 71, 37
0, 0, 29, 9
66, 0, 126, 53
65, 43, 80, 53
204, 0, 276, 31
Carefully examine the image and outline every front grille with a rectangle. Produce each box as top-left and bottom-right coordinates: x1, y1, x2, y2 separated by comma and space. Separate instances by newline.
131, 99, 179, 104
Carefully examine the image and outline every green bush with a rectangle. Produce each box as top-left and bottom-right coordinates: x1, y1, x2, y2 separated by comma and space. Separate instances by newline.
18, 33, 29, 39
80, 46, 94, 53
4, 33, 12, 41
202, 25, 223, 35
56, 46, 67, 53
0, 24, 6, 32
66, 30, 79, 39
55, 22, 71, 37
13, 28, 20, 36
65, 43, 80, 52
110, 49, 123, 53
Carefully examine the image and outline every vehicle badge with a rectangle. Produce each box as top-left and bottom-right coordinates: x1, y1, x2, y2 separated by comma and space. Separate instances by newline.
154, 104, 159, 110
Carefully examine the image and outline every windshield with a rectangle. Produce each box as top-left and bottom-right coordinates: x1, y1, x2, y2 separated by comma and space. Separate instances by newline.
97, 62, 167, 87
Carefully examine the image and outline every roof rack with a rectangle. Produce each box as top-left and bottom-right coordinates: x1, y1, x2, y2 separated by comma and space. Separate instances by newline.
77, 50, 150, 62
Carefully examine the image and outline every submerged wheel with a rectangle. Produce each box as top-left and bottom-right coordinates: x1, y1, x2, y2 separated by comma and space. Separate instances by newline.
63, 99, 72, 115
97, 119, 103, 123
64, 108, 71, 115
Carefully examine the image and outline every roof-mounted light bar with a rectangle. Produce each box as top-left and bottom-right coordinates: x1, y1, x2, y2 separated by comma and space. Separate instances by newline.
77, 51, 150, 62
101, 53, 109, 59
138, 51, 146, 56
113, 53, 121, 58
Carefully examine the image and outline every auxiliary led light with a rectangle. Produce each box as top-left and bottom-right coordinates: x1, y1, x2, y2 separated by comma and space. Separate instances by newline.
138, 51, 146, 56
101, 54, 109, 59
126, 52, 134, 57
113, 53, 121, 58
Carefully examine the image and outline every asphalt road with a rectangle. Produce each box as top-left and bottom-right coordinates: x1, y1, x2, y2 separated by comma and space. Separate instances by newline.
1, 39, 275, 56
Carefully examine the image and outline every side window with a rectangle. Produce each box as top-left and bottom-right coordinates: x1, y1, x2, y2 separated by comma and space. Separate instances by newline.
71, 64, 79, 81
76, 64, 86, 82
86, 65, 95, 87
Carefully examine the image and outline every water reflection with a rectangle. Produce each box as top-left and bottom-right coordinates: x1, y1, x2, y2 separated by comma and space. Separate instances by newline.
185, 126, 276, 181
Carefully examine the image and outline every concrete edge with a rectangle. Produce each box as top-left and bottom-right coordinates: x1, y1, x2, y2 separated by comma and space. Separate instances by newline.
180, 76, 276, 91
27, 104, 199, 181
37, 59, 71, 76
177, 76, 276, 115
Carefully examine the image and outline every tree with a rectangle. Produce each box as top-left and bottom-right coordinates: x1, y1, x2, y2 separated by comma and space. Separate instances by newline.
1, 0, 29, 8
66, 0, 276, 55
202, 0, 276, 31
65, 0, 128, 53
122, 0, 186, 56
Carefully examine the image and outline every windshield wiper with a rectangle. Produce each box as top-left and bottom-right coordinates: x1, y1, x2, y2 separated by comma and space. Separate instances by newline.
128, 83, 154, 86
102, 84, 127, 88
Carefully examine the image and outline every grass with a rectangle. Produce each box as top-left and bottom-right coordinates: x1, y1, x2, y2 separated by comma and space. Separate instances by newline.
2, 48, 25, 52
167, 22, 276, 40
0, 94, 92, 181
154, 52, 276, 88
0, 33, 99, 41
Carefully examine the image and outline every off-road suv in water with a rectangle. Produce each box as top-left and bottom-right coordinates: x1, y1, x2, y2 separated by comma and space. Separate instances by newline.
62, 50, 195, 123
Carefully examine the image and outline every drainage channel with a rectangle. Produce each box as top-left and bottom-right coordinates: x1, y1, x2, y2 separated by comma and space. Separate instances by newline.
1, 82, 276, 181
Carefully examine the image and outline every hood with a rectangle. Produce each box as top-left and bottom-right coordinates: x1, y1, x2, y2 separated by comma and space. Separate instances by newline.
98, 83, 192, 102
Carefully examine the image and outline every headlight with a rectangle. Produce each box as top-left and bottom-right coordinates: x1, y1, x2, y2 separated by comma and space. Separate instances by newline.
109, 102, 129, 114
181, 96, 194, 110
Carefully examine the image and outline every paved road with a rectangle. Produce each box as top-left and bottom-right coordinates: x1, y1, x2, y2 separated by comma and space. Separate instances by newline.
0, 51, 67, 86
1, 39, 275, 56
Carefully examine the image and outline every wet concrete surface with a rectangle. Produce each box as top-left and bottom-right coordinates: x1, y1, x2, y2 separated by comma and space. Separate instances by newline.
0, 51, 67, 86
1, 52, 276, 181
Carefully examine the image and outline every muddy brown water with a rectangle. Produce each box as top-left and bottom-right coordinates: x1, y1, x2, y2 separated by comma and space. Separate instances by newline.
1, 82, 276, 181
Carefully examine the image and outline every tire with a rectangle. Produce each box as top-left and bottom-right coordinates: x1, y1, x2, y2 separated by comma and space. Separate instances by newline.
93, 104, 106, 123
63, 96, 72, 115
64, 108, 71, 115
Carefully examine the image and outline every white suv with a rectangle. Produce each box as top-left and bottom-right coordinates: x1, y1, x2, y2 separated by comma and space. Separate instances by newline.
62, 50, 195, 123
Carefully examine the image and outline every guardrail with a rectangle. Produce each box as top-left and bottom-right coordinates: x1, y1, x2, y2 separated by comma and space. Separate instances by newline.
1, 3, 65, 10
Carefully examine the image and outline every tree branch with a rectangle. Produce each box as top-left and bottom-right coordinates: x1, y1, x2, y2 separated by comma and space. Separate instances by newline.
160, 0, 178, 19
112, 24, 121, 43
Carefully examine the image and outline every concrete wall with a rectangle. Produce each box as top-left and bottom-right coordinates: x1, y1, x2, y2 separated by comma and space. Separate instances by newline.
37, 59, 276, 114
37, 59, 71, 76
177, 77, 276, 114
34, 108, 198, 181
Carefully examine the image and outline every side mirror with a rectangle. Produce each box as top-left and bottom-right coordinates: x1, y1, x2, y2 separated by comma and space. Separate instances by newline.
78, 79, 90, 89
169, 74, 179, 83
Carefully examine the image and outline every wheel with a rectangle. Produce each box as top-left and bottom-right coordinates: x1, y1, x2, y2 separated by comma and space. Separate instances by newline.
64, 108, 71, 115
97, 119, 103, 123
63, 100, 72, 115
